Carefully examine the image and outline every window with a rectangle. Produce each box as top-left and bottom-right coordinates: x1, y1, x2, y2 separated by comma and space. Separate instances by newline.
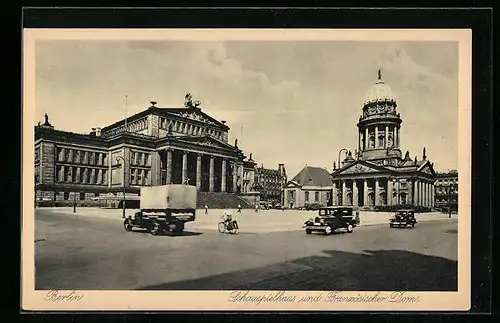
80, 192, 85, 200
315, 192, 319, 202
131, 168, 136, 185
305, 191, 309, 202
137, 169, 143, 185
64, 192, 70, 200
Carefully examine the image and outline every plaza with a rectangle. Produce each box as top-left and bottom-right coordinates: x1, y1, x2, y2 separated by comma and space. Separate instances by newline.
35, 207, 458, 291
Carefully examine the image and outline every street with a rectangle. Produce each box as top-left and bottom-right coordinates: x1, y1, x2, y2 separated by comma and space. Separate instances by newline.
34, 208, 458, 291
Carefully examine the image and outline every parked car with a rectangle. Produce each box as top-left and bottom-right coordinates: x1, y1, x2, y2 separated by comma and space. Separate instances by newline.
303, 206, 358, 235
389, 209, 417, 228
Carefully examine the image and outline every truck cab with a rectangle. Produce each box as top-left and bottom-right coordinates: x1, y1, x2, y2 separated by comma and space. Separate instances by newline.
124, 184, 197, 235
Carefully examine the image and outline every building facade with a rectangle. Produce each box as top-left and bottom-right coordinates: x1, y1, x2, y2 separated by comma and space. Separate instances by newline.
34, 94, 256, 206
253, 163, 287, 204
331, 70, 437, 210
283, 166, 332, 209
434, 170, 458, 211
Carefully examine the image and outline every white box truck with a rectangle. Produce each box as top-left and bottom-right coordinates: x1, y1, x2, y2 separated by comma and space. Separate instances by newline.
123, 184, 197, 235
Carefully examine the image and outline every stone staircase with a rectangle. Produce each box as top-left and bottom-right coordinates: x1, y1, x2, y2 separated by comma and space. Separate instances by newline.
196, 192, 253, 209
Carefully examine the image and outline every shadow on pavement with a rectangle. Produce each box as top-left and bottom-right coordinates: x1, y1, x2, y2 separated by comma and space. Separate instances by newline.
138, 249, 457, 291
127, 229, 203, 237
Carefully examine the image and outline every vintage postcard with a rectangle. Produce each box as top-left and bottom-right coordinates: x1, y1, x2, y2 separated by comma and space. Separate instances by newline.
22, 28, 471, 311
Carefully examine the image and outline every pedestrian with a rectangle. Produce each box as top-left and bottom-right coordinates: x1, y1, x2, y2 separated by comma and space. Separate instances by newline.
255, 204, 259, 213
237, 204, 242, 213
204, 204, 209, 215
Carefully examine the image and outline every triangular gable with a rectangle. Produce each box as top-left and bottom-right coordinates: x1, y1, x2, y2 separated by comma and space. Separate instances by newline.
417, 160, 437, 176
174, 135, 237, 151
284, 180, 301, 188
165, 108, 226, 128
333, 160, 390, 176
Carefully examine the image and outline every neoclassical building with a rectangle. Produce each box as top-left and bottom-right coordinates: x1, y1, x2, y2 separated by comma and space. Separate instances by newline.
331, 71, 437, 209
34, 94, 258, 206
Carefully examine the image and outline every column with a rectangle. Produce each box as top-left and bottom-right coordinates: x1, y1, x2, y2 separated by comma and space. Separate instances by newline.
375, 126, 379, 148
166, 149, 172, 184
431, 184, 435, 208
385, 125, 389, 148
358, 132, 361, 151
387, 178, 393, 205
395, 179, 400, 205
333, 183, 338, 205
423, 182, 428, 207
182, 152, 188, 184
363, 179, 369, 206
419, 182, 423, 206
427, 182, 431, 207
353, 180, 358, 206
232, 162, 238, 193
221, 159, 227, 192
365, 128, 369, 149
196, 154, 202, 190
397, 127, 400, 147
341, 181, 347, 206
375, 178, 381, 206
430, 183, 433, 207
209, 156, 215, 192
408, 179, 413, 205
413, 179, 419, 206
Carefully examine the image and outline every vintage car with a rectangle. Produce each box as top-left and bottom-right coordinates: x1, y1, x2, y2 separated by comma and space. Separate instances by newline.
124, 185, 196, 235
389, 209, 417, 228
303, 206, 359, 235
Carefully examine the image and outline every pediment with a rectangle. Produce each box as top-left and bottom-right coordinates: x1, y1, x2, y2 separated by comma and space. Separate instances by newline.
418, 161, 436, 176
284, 181, 301, 188
168, 109, 220, 127
336, 161, 389, 176
176, 135, 236, 150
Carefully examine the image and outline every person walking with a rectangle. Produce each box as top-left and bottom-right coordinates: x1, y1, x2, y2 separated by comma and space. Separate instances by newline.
204, 204, 209, 215
237, 204, 242, 213
254, 204, 259, 213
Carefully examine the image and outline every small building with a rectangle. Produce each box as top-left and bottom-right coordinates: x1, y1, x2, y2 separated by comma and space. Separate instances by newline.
283, 166, 333, 209
434, 170, 458, 211
253, 163, 287, 205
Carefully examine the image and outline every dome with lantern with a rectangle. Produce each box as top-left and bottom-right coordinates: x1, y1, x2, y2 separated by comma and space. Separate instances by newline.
364, 70, 396, 104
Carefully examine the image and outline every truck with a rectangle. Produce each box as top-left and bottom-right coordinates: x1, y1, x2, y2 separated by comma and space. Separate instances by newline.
123, 184, 197, 235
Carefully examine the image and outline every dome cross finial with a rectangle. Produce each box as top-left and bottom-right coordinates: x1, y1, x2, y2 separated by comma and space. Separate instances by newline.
378, 69, 382, 80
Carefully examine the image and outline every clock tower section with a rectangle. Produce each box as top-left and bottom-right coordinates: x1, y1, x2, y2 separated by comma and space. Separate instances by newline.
357, 70, 402, 165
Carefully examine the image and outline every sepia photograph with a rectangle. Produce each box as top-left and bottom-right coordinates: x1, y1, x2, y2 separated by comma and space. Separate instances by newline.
22, 28, 471, 311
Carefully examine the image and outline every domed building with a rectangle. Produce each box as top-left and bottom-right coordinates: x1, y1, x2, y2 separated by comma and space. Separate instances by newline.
331, 70, 437, 209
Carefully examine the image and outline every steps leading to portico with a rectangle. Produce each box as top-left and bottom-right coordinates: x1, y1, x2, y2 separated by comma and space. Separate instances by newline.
196, 192, 253, 209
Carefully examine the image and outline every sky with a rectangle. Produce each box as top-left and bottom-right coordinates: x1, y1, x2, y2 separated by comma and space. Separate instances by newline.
35, 40, 458, 178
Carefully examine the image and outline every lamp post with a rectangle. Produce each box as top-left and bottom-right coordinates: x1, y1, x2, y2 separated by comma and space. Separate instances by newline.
116, 156, 126, 219
335, 148, 349, 205
448, 184, 455, 218
73, 181, 77, 213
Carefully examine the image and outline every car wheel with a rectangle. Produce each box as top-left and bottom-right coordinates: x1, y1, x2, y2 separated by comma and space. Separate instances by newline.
306, 229, 312, 235
123, 219, 133, 231
390, 223, 394, 228
150, 222, 160, 235
218, 222, 226, 233
411, 223, 415, 228
346, 224, 354, 233
324, 226, 333, 235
